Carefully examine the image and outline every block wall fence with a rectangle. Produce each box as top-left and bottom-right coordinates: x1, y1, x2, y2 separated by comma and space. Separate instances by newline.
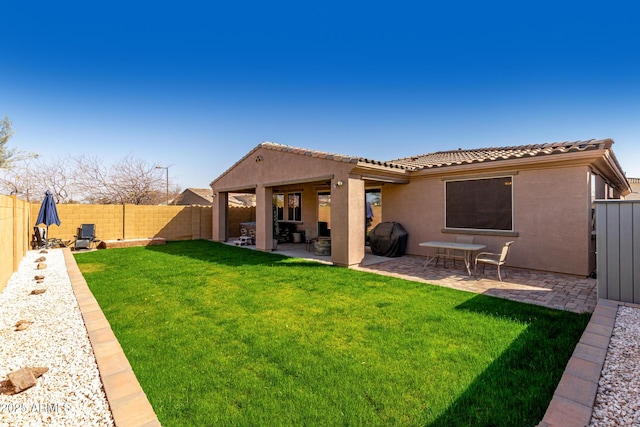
0, 196, 31, 292
1, 197, 255, 292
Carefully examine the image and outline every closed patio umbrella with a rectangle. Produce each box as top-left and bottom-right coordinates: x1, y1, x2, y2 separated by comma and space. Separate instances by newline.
35, 190, 61, 243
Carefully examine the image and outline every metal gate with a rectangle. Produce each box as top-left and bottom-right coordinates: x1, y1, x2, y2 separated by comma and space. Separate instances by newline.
595, 200, 640, 303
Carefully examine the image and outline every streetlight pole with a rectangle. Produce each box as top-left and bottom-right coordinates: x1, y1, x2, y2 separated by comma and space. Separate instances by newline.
155, 165, 169, 205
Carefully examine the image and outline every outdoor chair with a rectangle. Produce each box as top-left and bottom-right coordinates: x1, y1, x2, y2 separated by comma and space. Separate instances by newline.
474, 241, 514, 281
33, 227, 47, 249
74, 224, 100, 250
305, 230, 318, 252
33, 226, 68, 249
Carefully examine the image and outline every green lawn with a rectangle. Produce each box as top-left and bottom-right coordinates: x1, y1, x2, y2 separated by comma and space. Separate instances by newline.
75, 240, 590, 427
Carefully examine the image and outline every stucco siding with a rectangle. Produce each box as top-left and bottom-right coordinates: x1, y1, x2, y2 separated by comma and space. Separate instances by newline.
513, 167, 591, 275
380, 166, 592, 275
380, 179, 443, 254
213, 147, 354, 191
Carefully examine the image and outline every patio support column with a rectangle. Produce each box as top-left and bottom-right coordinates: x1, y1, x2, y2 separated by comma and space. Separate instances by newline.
330, 176, 365, 266
255, 185, 274, 251
211, 191, 228, 242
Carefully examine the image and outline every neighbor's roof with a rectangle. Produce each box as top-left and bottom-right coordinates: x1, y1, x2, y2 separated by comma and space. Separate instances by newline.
179, 188, 214, 202
388, 139, 615, 170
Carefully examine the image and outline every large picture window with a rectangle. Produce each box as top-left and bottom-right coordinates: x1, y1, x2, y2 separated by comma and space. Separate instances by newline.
445, 176, 513, 231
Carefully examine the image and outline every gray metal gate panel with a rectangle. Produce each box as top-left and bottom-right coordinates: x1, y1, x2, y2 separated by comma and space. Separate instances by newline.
596, 200, 640, 304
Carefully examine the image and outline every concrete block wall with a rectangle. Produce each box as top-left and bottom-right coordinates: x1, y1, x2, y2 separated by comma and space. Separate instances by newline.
0, 195, 31, 292
191, 205, 212, 240
29, 204, 214, 242
123, 205, 191, 240
228, 206, 255, 237
47, 204, 125, 241
4, 202, 224, 291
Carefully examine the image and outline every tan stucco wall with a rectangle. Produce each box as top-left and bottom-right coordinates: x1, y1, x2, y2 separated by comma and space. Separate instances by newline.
213, 147, 355, 191
212, 146, 365, 265
380, 165, 594, 276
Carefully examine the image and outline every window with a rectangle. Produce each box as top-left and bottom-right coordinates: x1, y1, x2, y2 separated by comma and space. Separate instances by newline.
274, 194, 284, 221
318, 191, 331, 230
274, 192, 302, 222
288, 192, 302, 222
445, 176, 513, 231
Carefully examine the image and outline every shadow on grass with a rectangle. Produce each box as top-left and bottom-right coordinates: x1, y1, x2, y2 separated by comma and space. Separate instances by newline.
428, 294, 591, 427
144, 239, 332, 269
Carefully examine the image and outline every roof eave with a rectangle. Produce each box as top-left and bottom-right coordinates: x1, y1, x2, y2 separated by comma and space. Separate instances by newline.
410, 148, 620, 178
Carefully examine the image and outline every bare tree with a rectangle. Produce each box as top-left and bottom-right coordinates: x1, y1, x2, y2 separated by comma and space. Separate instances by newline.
0, 116, 16, 169
71, 154, 170, 204
0, 156, 41, 200
30, 157, 73, 203
0, 116, 39, 171
2, 150, 180, 204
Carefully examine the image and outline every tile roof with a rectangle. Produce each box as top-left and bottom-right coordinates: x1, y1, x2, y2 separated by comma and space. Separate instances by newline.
260, 141, 412, 171
261, 141, 360, 163
388, 139, 613, 170
262, 139, 614, 172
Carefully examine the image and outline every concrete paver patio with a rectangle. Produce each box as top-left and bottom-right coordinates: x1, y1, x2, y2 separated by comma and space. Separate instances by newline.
273, 242, 597, 313
355, 254, 597, 314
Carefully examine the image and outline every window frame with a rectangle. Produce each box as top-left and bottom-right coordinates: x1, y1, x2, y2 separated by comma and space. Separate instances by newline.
287, 192, 302, 222
444, 175, 515, 232
274, 193, 284, 221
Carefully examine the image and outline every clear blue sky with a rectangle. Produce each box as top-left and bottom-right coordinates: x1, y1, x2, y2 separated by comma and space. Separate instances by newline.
2, 1, 639, 189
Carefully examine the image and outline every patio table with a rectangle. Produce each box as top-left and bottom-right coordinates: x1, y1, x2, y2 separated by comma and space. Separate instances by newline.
419, 241, 486, 276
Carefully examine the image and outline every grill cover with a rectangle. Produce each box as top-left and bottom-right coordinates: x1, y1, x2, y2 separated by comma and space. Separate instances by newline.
368, 222, 408, 257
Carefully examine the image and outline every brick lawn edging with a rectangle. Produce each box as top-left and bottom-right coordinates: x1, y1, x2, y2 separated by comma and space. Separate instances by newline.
537, 298, 640, 427
97, 237, 167, 249
63, 248, 161, 427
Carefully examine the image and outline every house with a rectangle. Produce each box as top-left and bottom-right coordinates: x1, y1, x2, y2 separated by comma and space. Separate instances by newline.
210, 139, 631, 276
174, 188, 257, 207
173, 188, 214, 205
626, 178, 640, 200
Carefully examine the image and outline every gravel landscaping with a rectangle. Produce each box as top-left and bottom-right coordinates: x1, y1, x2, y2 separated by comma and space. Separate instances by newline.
590, 305, 640, 427
0, 249, 114, 426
